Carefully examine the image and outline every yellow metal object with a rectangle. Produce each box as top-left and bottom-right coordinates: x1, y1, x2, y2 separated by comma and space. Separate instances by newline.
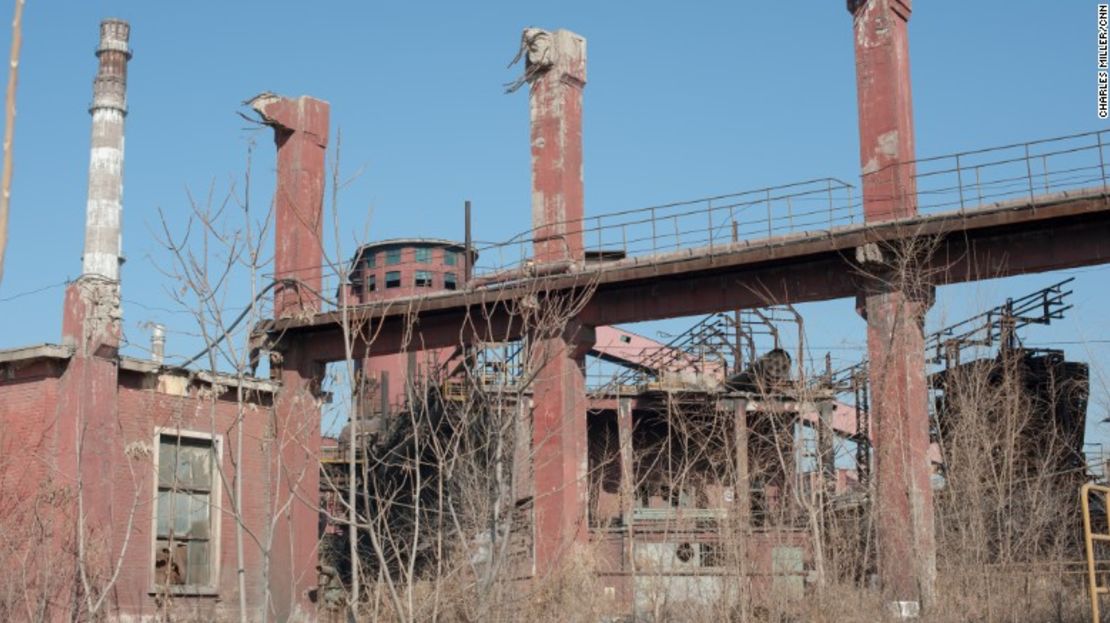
1082, 482, 1110, 623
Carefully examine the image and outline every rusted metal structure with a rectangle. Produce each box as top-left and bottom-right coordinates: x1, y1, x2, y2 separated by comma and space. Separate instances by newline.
4, 5, 1110, 620
249, 8, 1110, 617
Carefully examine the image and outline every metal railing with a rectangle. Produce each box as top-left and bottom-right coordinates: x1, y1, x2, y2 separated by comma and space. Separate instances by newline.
301, 128, 1110, 312
470, 128, 1110, 281
471, 177, 857, 278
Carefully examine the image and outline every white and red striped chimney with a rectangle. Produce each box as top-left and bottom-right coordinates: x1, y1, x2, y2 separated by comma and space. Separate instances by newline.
82, 18, 130, 280
63, 19, 130, 353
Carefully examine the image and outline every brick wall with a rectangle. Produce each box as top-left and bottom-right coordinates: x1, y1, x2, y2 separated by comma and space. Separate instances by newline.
0, 357, 315, 621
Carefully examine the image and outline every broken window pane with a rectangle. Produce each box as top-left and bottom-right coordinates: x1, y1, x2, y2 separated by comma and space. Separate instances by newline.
154, 434, 216, 590
155, 540, 187, 585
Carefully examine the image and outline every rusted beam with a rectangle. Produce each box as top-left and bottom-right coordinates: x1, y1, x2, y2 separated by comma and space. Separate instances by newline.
272, 191, 1110, 365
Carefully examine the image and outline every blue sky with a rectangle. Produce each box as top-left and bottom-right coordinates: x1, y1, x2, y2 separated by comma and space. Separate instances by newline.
0, 2, 1106, 437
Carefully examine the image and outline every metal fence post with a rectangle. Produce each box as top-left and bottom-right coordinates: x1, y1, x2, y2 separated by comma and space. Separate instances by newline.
596, 215, 602, 256
708, 198, 714, 252
826, 179, 834, 229
1025, 143, 1036, 205
1098, 131, 1108, 193
766, 189, 773, 238
651, 207, 657, 256
956, 153, 965, 210
976, 166, 983, 206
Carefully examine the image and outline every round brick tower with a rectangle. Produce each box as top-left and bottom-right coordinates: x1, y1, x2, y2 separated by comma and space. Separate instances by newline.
345, 238, 470, 303
344, 239, 475, 445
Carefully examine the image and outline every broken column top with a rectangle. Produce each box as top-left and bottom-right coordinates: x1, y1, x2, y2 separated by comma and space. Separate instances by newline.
847, 0, 911, 18
512, 28, 587, 89
248, 93, 330, 146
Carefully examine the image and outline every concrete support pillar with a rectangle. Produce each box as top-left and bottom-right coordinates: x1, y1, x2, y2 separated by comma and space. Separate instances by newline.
249, 94, 330, 317
531, 320, 594, 574
617, 397, 634, 529
731, 397, 751, 618
268, 343, 321, 621
254, 94, 328, 619
850, 1, 935, 614
732, 397, 750, 531
858, 286, 935, 611
817, 399, 837, 492
519, 27, 593, 576
617, 397, 635, 573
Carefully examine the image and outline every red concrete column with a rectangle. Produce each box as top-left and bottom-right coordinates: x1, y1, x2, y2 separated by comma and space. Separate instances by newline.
520, 27, 593, 575
269, 343, 321, 621
850, 0, 936, 613
531, 319, 594, 573
253, 93, 328, 619
525, 28, 586, 264
249, 94, 330, 317
859, 289, 934, 609
851, 0, 917, 222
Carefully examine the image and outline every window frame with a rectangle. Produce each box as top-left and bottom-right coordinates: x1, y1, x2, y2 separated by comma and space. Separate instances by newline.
148, 428, 223, 596
414, 270, 433, 288
385, 248, 402, 266
366, 273, 377, 292
442, 250, 458, 266
385, 271, 402, 289
444, 272, 458, 290
414, 247, 432, 264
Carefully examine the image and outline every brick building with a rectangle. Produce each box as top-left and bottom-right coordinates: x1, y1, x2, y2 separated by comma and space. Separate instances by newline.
0, 20, 319, 622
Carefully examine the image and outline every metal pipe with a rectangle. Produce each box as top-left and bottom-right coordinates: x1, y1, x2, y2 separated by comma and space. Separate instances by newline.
464, 200, 472, 284
150, 323, 165, 364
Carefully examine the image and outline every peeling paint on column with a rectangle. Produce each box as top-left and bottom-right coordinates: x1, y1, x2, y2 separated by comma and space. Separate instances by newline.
511, 27, 593, 575
516, 28, 586, 265
248, 93, 330, 318
849, 0, 936, 610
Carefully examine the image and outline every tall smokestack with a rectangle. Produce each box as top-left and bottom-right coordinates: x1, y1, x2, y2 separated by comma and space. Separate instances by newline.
82, 19, 130, 280
150, 323, 165, 364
